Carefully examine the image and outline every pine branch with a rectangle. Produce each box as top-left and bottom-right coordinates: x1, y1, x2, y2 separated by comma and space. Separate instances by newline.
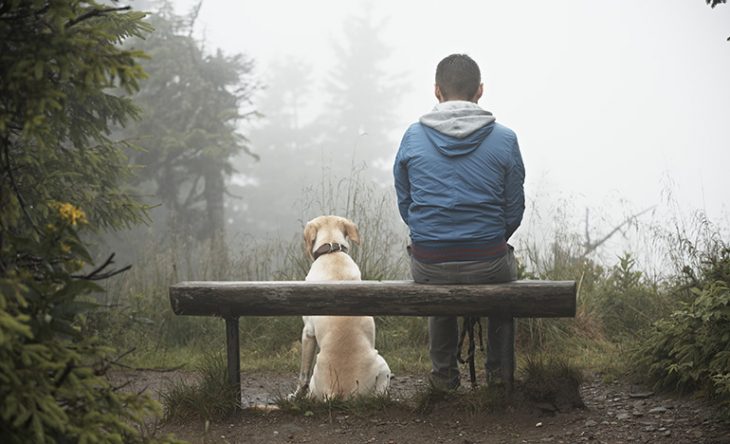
55, 360, 75, 388
65, 6, 131, 28
96, 347, 136, 377
71, 253, 132, 281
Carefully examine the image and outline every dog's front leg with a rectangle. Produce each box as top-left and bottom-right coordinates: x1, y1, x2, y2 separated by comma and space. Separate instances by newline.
299, 333, 317, 388
294, 316, 318, 397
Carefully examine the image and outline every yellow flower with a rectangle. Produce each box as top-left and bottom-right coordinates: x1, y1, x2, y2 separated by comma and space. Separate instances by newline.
57, 203, 87, 226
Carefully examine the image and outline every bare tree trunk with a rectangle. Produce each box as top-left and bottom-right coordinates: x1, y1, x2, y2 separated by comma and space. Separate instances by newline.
581, 206, 655, 258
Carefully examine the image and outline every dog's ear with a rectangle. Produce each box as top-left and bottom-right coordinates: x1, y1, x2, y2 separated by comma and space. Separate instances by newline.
303, 220, 318, 259
343, 219, 360, 245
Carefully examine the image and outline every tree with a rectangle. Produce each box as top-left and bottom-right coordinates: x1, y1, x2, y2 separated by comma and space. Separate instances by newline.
231, 57, 322, 236
0, 1, 179, 442
120, 3, 258, 248
322, 8, 404, 176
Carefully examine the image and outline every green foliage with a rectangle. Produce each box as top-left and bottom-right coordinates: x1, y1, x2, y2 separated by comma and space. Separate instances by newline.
0, 1, 151, 231
634, 246, 730, 417
589, 253, 671, 338
0, 2, 180, 442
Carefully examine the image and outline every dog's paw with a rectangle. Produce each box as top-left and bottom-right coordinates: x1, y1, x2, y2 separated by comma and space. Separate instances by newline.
287, 384, 309, 401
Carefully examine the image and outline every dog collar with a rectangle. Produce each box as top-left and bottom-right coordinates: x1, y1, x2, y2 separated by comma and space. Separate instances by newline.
312, 242, 349, 260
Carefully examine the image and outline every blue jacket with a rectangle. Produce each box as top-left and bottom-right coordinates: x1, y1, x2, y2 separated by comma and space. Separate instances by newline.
393, 101, 525, 263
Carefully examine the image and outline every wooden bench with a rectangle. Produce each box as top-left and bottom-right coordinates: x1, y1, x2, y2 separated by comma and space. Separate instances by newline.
169, 280, 576, 402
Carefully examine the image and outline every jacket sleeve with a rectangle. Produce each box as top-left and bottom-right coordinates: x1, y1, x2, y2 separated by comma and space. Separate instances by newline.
393, 131, 412, 225
504, 136, 525, 241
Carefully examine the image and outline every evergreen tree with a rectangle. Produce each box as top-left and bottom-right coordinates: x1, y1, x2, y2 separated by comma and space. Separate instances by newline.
0, 1, 180, 442
323, 8, 403, 174
233, 57, 321, 236
120, 3, 258, 247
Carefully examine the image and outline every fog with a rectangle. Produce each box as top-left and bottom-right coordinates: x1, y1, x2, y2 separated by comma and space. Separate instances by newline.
164, 0, 729, 268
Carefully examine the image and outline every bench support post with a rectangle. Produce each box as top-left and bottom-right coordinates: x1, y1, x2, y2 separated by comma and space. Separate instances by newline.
499, 317, 515, 393
225, 317, 241, 407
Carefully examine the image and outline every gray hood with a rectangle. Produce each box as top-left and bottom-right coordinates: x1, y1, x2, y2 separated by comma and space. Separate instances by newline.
419, 101, 495, 139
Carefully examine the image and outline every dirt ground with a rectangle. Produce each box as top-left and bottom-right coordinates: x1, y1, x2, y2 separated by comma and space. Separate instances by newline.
115, 369, 729, 444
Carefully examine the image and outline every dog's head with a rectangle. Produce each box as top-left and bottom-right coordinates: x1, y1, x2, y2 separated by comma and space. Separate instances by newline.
303, 215, 361, 260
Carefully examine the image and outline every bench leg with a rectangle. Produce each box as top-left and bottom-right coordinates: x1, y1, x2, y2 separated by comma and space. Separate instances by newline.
498, 317, 515, 393
225, 317, 241, 408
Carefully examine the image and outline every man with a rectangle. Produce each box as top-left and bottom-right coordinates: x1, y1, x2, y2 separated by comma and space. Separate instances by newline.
393, 54, 525, 390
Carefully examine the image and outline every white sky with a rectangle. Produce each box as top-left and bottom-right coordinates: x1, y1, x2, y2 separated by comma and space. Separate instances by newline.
169, 0, 730, 229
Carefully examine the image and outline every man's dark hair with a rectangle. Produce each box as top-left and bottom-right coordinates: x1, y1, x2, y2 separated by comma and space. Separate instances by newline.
435, 54, 481, 100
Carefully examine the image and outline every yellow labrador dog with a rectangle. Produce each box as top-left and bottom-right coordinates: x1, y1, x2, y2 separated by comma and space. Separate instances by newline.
294, 215, 391, 399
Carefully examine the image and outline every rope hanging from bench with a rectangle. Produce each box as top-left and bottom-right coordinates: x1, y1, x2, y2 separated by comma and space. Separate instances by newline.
457, 316, 484, 387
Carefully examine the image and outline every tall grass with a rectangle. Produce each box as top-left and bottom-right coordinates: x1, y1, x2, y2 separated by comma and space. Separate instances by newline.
161, 352, 239, 422
293, 162, 410, 281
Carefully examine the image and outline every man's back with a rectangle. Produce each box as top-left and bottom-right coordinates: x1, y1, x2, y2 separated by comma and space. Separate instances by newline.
394, 101, 525, 264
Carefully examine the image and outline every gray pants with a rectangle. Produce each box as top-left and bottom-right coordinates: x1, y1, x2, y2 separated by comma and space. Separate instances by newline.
410, 248, 518, 387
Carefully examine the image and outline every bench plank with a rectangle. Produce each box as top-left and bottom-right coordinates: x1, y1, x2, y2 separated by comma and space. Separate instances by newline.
169, 280, 576, 318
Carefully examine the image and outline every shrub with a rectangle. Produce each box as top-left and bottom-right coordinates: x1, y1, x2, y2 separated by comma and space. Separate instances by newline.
634, 246, 730, 416
590, 253, 670, 339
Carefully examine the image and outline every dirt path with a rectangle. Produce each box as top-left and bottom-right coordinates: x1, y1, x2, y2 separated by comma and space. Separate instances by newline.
114, 370, 729, 443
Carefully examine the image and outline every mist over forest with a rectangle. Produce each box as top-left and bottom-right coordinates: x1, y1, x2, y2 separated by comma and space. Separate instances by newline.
103, 0, 730, 278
